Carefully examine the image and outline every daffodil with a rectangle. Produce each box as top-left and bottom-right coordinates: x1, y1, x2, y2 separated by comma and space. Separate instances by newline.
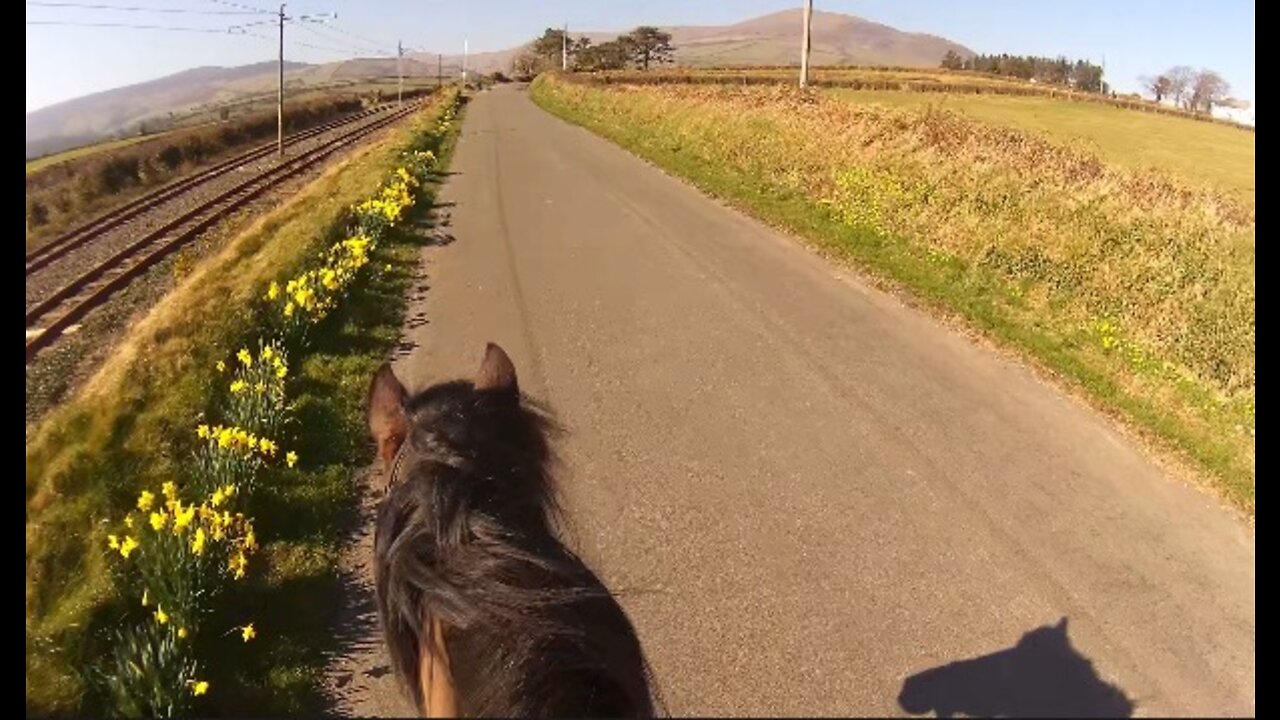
150, 511, 167, 531
107, 534, 119, 550
191, 527, 206, 555
177, 627, 188, 639
197, 424, 210, 439
286, 451, 298, 468
230, 379, 248, 395
174, 505, 196, 533
216, 360, 226, 373
237, 348, 253, 367
230, 552, 248, 580
119, 536, 139, 558
241, 623, 256, 642
267, 281, 280, 301
137, 490, 155, 512
154, 606, 168, 625
191, 680, 209, 696
141, 589, 149, 607
123, 513, 134, 529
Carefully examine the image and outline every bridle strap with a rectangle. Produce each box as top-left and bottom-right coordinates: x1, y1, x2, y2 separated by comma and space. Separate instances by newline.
387, 437, 409, 491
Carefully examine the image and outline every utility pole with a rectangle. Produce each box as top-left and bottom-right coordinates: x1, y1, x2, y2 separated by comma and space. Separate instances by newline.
799, 0, 813, 89
277, 3, 286, 156
397, 40, 404, 106
437, 53, 442, 89
562, 22, 568, 71
462, 38, 468, 86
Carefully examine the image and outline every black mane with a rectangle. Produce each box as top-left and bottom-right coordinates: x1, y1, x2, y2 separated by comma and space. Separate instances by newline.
373, 378, 657, 717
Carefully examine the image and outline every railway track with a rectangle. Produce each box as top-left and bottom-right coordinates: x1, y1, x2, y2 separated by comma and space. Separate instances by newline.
25, 99, 427, 364
25, 102, 398, 275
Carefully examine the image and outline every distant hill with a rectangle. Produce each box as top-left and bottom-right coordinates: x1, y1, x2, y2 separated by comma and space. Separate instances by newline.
26, 61, 306, 157
26, 8, 973, 157
663, 9, 972, 67
416, 9, 973, 74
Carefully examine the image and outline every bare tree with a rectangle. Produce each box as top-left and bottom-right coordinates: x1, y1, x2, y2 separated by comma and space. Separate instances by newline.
1188, 69, 1231, 114
1140, 74, 1172, 103
510, 51, 541, 80
1164, 66, 1195, 109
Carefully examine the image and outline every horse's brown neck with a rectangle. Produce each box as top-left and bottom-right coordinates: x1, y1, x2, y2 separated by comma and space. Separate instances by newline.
419, 615, 458, 717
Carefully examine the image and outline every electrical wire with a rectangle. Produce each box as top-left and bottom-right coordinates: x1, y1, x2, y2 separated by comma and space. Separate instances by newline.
27, 1, 264, 14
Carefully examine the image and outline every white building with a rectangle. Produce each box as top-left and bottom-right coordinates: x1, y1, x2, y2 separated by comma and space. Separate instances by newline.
1211, 98, 1255, 127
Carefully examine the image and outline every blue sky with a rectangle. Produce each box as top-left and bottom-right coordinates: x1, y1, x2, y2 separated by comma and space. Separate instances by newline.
26, 0, 1254, 112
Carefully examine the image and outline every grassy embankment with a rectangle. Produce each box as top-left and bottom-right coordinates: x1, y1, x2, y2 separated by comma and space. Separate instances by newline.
25, 87, 462, 716
532, 74, 1254, 516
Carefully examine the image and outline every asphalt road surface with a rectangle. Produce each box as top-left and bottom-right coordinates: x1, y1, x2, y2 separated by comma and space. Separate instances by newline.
371, 85, 1253, 717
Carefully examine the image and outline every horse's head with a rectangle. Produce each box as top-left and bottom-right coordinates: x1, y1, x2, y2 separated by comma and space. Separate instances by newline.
367, 342, 563, 565
366, 343, 655, 718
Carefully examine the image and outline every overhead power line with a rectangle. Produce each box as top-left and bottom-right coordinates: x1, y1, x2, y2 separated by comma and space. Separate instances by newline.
296, 20, 391, 55
322, 20, 397, 56
26, 19, 253, 32
291, 36, 365, 57
205, 0, 273, 13
27, 1, 265, 14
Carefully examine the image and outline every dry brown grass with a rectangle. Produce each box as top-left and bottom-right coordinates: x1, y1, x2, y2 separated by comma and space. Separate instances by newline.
579, 67, 1247, 128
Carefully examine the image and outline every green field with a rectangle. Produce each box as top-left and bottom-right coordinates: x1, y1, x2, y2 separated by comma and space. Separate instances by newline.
830, 90, 1256, 203
26, 133, 172, 174
533, 74, 1255, 515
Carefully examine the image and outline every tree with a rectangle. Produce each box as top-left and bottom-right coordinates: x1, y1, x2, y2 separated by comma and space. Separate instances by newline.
1188, 69, 1230, 114
532, 27, 569, 65
1140, 74, 1172, 103
940, 50, 964, 70
569, 36, 593, 70
577, 40, 630, 71
510, 51, 541, 80
1164, 66, 1195, 109
1070, 60, 1103, 93
625, 26, 674, 71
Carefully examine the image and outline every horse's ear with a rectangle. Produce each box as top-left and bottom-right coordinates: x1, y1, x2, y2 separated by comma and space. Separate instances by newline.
1055, 617, 1069, 633
368, 362, 408, 474
475, 342, 518, 394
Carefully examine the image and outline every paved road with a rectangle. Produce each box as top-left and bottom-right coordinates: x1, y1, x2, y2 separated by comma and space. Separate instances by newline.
389, 85, 1253, 717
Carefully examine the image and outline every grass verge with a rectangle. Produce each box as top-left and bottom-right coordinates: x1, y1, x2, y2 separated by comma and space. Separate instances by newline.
531, 74, 1254, 516
25, 88, 462, 716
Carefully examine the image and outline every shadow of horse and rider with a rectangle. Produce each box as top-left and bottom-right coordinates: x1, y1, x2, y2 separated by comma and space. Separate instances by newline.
898, 617, 1135, 718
